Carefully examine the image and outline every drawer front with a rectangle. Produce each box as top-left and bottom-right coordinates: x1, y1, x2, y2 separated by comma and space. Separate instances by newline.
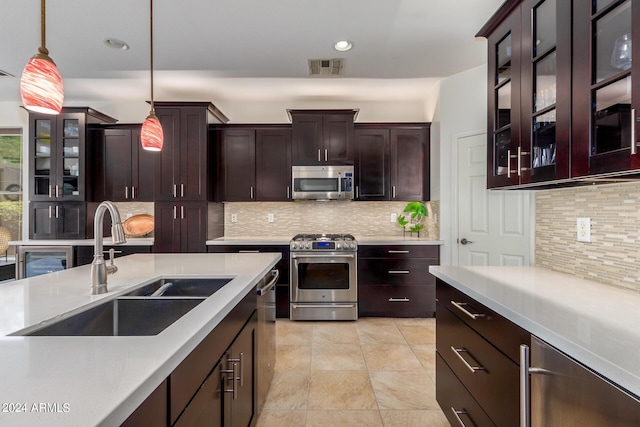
359, 284, 434, 317
436, 278, 529, 363
436, 354, 496, 427
436, 302, 519, 427
358, 258, 435, 286
358, 244, 439, 259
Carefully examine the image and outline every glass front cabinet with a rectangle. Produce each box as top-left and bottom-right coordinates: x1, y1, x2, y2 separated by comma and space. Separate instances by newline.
481, 0, 640, 188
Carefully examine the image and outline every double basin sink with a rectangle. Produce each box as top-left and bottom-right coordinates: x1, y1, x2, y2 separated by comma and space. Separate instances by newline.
21, 278, 233, 337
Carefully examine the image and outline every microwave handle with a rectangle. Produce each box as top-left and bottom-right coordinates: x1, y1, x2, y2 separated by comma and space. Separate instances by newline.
338, 173, 342, 196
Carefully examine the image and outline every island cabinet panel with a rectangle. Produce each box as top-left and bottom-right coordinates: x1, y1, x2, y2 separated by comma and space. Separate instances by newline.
170, 289, 256, 426
435, 278, 530, 427
358, 245, 439, 317
208, 245, 290, 318
121, 379, 168, 427
90, 126, 156, 202
154, 201, 207, 253
290, 110, 356, 165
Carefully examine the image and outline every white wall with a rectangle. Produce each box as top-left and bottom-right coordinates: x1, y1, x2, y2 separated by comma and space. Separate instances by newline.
437, 65, 488, 265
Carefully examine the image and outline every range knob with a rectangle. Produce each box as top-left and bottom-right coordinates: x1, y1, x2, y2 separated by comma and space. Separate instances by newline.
291, 243, 297, 250
305, 242, 312, 249
350, 243, 356, 249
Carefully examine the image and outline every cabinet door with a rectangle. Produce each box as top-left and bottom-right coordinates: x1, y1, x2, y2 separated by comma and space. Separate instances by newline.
355, 128, 390, 200
57, 202, 86, 239
323, 113, 355, 164
225, 313, 256, 427
180, 202, 207, 253
30, 202, 56, 239
175, 363, 223, 427
222, 129, 256, 201
131, 128, 156, 201
101, 129, 133, 201
30, 116, 57, 201
256, 128, 292, 201
486, 7, 522, 188
155, 108, 182, 200
292, 114, 323, 165
153, 202, 181, 253
390, 128, 429, 201
180, 107, 209, 200
572, 0, 640, 176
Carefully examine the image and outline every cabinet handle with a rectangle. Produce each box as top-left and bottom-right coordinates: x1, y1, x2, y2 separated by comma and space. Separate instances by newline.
48, 185, 53, 198
173, 184, 177, 198
180, 205, 185, 219
388, 297, 410, 302
250, 186, 254, 199
388, 270, 410, 274
238, 250, 259, 253
632, 108, 637, 155
55, 205, 59, 218
125, 187, 129, 199
180, 183, 184, 198
228, 353, 244, 386
520, 344, 547, 427
324, 148, 328, 162
355, 186, 359, 198
392, 186, 396, 199
132, 186, 136, 199
55, 185, 60, 198
48, 205, 52, 219
388, 250, 409, 254
517, 146, 522, 176
451, 346, 485, 373
221, 363, 238, 400
173, 205, 177, 220
450, 407, 472, 427
450, 300, 485, 320
507, 149, 512, 178
287, 186, 290, 199
318, 149, 321, 162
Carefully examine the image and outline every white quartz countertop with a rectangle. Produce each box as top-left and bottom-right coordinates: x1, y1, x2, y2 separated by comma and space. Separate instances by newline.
0, 253, 280, 426
429, 266, 640, 398
206, 235, 443, 245
10, 238, 154, 246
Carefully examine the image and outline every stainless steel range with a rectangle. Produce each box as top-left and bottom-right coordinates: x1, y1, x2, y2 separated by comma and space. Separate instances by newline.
290, 233, 358, 321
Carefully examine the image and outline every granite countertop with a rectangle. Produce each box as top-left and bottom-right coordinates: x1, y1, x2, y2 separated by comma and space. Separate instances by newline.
429, 265, 640, 398
9, 238, 154, 246
206, 235, 443, 245
0, 252, 280, 426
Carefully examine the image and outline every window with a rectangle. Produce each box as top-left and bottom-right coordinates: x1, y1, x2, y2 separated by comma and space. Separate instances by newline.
0, 128, 23, 259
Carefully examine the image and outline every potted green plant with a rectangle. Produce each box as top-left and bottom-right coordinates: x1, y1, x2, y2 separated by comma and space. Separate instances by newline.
397, 201, 428, 236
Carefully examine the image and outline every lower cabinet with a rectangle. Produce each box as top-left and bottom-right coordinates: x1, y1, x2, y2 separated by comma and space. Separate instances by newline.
208, 245, 290, 318
358, 245, 439, 317
75, 245, 152, 266
29, 202, 86, 239
154, 201, 208, 253
121, 380, 168, 427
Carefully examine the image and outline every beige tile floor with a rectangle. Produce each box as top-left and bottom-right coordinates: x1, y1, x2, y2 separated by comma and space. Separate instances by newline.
257, 318, 450, 427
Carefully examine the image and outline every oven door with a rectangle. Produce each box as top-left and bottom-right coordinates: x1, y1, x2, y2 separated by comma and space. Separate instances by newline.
290, 252, 357, 303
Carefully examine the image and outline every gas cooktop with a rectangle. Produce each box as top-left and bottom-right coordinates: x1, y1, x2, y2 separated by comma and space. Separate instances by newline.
290, 233, 357, 251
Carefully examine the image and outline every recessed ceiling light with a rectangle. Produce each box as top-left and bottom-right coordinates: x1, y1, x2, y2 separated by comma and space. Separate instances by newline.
104, 38, 130, 50
334, 40, 353, 52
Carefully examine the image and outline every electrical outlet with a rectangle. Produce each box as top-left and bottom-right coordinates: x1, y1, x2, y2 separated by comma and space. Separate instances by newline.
267, 213, 275, 223
577, 217, 590, 242
434, 214, 439, 224
390, 213, 397, 223
231, 213, 238, 223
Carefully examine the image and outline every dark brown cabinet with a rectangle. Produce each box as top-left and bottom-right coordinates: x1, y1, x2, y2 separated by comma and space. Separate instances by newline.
290, 110, 356, 165
91, 126, 156, 202
223, 315, 256, 427
154, 201, 208, 253
121, 380, 168, 427
435, 279, 530, 427
358, 245, 439, 317
29, 201, 86, 240
208, 244, 290, 318
154, 102, 227, 201
355, 125, 430, 201
219, 126, 292, 202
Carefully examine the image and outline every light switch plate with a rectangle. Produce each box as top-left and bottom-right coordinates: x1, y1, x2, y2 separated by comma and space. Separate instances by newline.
231, 213, 238, 223
390, 213, 397, 223
577, 217, 591, 242
267, 213, 275, 223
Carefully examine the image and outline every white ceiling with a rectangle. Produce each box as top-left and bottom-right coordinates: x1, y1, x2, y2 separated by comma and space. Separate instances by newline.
0, 0, 504, 108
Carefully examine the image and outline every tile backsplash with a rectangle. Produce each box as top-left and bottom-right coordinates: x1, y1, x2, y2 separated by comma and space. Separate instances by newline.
535, 181, 640, 292
223, 200, 440, 239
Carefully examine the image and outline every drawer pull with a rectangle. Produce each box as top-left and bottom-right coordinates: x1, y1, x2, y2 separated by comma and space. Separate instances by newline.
388, 297, 410, 302
238, 250, 260, 253
388, 270, 410, 274
450, 301, 485, 320
451, 346, 485, 373
388, 250, 409, 254
450, 407, 472, 427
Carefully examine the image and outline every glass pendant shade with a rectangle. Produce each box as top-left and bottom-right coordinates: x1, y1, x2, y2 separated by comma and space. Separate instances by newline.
141, 111, 163, 151
20, 50, 64, 115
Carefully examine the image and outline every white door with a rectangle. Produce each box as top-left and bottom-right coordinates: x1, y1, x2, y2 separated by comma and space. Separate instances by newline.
457, 133, 531, 266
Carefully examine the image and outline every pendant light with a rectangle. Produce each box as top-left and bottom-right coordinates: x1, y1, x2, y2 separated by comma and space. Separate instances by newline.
20, 0, 64, 115
140, 0, 164, 151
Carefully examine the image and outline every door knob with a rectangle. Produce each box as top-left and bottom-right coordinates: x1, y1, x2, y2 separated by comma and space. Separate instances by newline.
460, 238, 473, 245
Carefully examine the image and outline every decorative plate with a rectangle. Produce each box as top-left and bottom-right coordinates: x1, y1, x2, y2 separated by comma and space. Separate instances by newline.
122, 214, 155, 237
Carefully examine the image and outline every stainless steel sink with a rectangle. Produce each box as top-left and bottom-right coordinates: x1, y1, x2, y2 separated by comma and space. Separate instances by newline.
124, 278, 233, 298
24, 297, 205, 336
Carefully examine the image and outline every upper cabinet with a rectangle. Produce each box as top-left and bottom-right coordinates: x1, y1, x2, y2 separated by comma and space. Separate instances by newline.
290, 110, 357, 165
480, 0, 640, 188
355, 124, 430, 201
29, 107, 116, 202
154, 102, 228, 201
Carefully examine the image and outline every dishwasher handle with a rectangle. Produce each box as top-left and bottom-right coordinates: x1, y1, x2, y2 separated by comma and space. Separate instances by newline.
257, 269, 279, 296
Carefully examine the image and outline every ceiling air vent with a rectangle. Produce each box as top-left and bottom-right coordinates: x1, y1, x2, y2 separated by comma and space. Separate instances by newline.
0, 70, 15, 78
308, 58, 344, 77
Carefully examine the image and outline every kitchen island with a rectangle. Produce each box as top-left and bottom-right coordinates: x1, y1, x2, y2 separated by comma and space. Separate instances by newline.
429, 265, 640, 400
0, 252, 280, 427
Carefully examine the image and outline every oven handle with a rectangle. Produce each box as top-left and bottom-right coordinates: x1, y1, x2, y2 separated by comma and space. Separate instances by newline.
291, 253, 356, 259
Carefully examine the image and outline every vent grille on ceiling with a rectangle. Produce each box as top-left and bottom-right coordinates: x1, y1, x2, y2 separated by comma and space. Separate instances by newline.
308, 58, 344, 77
0, 70, 15, 77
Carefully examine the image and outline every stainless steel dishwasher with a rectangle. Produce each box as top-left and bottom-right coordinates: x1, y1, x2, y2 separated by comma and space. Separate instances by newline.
256, 269, 279, 415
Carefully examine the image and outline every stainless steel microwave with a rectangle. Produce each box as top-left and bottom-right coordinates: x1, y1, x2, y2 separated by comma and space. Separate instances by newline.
292, 165, 354, 200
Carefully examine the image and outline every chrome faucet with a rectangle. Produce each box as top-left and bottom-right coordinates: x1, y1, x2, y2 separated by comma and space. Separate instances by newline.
91, 201, 127, 295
